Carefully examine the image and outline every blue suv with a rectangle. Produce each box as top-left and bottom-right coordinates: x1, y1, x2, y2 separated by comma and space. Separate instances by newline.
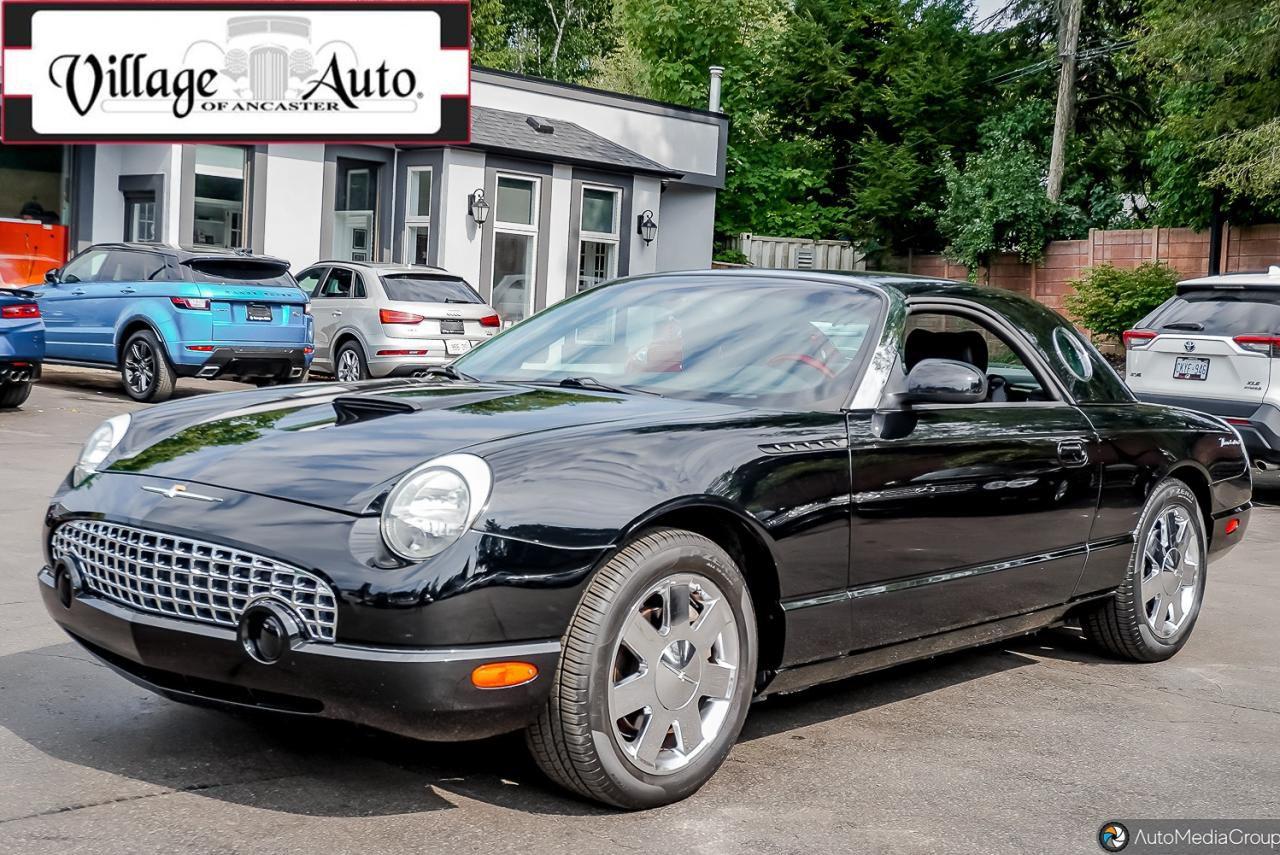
36, 244, 313, 402
0, 289, 44, 409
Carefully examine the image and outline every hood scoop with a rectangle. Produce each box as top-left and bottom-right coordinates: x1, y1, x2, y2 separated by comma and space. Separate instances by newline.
332, 395, 421, 426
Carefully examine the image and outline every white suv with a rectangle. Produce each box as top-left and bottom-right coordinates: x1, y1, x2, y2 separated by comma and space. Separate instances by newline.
296, 262, 501, 381
1125, 268, 1280, 466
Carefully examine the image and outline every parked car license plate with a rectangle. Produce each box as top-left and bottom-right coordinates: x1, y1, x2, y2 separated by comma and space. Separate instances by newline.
246, 304, 273, 322
446, 339, 472, 356
1172, 356, 1209, 380
440, 320, 465, 335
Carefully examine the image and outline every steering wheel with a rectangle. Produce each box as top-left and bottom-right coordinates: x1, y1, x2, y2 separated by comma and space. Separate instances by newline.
765, 353, 837, 379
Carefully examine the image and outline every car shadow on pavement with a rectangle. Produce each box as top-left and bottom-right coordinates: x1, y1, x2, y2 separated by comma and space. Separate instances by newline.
1, 635, 1045, 820
35, 366, 244, 403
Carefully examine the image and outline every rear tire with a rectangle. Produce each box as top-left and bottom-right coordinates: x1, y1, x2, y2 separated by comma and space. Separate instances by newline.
1081, 478, 1207, 662
0, 379, 32, 408
335, 342, 368, 383
527, 528, 757, 809
120, 330, 176, 403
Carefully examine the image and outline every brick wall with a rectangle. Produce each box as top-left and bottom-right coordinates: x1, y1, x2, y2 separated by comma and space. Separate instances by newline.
888, 224, 1280, 314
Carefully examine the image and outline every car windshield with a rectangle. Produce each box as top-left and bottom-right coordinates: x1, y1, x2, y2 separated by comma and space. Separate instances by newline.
183, 259, 296, 288
1147, 292, 1280, 336
454, 276, 883, 409
381, 274, 483, 304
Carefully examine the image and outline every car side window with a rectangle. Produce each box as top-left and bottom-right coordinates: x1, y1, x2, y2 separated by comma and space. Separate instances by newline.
295, 267, 326, 297
61, 250, 109, 283
101, 251, 168, 282
904, 311, 1052, 403
317, 268, 355, 299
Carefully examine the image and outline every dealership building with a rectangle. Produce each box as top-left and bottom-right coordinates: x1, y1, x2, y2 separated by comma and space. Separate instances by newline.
0, 68, 727, 324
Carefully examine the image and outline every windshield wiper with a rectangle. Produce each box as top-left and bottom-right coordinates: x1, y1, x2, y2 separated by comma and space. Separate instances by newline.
421, 365, 478, 382
1162, 322, 1205, 331
556, 376, 660, 396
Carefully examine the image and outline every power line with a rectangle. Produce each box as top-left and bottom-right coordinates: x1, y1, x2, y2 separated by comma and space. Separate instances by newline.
986, 38, 1137, 85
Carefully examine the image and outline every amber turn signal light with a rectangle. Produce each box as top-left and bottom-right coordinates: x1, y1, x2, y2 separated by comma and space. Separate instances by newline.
471, 661, 539, 689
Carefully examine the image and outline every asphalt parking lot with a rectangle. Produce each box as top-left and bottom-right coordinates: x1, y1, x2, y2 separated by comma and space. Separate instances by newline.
2, 367, 1278, 855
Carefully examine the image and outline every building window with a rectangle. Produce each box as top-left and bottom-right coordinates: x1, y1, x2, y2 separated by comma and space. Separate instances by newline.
192, 145, 248, 247
125, 193, 157, 242
334, 158, 380, 262
577, 186, 621, 292
403, 166, 432, 265
490, 174, 539, 327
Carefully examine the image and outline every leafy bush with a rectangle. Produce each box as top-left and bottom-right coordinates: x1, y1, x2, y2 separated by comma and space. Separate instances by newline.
1063, 262, 1180, 343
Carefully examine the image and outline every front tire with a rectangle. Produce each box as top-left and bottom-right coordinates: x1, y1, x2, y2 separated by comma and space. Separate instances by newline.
527, 528, 757, 809
120, 330, 176, 403
0, 379, 32, 408
1081, 478, 1207, 662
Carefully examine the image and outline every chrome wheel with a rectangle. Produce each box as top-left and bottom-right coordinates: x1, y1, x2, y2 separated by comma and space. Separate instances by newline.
124, 340, 155, 395
1140, 505, 1201, 639
336, 348, 363, 382
608, 572, 740, 776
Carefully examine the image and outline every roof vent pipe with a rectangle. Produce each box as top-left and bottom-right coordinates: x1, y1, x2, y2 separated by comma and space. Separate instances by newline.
708, 66, 724, 113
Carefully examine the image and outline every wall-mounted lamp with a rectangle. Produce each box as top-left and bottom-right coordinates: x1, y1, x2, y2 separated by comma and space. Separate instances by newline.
468, 189, 490, 226
637, 209, 658, 245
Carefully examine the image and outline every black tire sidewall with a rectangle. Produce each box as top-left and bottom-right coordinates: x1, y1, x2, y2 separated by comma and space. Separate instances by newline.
584, 534, 757, 808
1130, 481, 1208, 655
0, 379, 32, 408
120, 330, 173, 402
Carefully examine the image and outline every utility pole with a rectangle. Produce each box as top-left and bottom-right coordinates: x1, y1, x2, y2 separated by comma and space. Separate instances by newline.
1047, 0, 1082, 202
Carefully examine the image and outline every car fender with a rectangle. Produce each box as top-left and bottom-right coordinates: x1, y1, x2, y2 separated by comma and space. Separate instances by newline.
328, 325, 372, 360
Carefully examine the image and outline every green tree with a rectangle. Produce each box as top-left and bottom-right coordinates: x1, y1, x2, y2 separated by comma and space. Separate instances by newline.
481, 0, 619, 82
936, 101, 1078, 271
765, 0, 997, 250
1140, 0, 1280, 226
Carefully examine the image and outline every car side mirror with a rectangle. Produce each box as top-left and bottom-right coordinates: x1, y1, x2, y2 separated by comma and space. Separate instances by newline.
44, 268, 60, 285
898, 358, 987, 405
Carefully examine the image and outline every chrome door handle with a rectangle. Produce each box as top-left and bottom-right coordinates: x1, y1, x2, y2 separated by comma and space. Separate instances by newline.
331, 310, 342, 317
1058, 439, 1089, 467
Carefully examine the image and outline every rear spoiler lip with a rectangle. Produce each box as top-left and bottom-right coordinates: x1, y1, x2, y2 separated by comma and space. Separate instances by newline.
179, 254, 291, 269
1176, 282, 1280, 294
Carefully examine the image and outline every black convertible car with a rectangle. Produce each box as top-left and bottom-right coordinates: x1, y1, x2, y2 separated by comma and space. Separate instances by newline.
39, 271, 1251, 808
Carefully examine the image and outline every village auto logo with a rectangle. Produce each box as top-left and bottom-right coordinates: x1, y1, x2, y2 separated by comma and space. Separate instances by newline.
0, 2, 471, 143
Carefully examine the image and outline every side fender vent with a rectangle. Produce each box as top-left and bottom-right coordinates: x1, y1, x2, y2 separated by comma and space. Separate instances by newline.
759, 436, 848, 454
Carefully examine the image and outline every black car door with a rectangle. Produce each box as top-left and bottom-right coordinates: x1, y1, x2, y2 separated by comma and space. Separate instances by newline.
843, 303, 1099, 650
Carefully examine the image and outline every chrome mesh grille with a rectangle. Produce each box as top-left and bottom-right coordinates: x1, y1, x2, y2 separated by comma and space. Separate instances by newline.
51, 520, 337, 642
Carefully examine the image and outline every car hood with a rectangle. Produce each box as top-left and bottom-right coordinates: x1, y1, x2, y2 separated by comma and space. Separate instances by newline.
104, 379, 733, 514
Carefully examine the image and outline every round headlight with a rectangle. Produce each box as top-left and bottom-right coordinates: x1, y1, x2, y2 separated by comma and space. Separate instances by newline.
74, 413, 130, 486
380, 454, 492, 561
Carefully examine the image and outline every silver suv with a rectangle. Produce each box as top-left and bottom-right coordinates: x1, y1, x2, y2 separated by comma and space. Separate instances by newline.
1125, 269, 1280, 467
296, 261, 500, 381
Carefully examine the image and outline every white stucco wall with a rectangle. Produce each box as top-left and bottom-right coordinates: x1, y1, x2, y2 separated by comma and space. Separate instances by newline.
544, 163, 574, 305
89, 147, 124, 244
436, 147, 487, 286
261, 145, 325, 270
657, 185, 717, 271
630, 176, 663, 275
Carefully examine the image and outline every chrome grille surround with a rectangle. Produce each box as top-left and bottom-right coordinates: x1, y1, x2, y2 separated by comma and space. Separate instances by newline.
51, 520, 337, 642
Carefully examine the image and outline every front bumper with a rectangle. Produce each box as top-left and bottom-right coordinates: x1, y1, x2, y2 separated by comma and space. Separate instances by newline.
38, 566, 560, 741
176, 345, 312, 382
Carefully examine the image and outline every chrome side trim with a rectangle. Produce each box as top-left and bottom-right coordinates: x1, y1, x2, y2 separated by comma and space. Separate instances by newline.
781, 543, 1092, 612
